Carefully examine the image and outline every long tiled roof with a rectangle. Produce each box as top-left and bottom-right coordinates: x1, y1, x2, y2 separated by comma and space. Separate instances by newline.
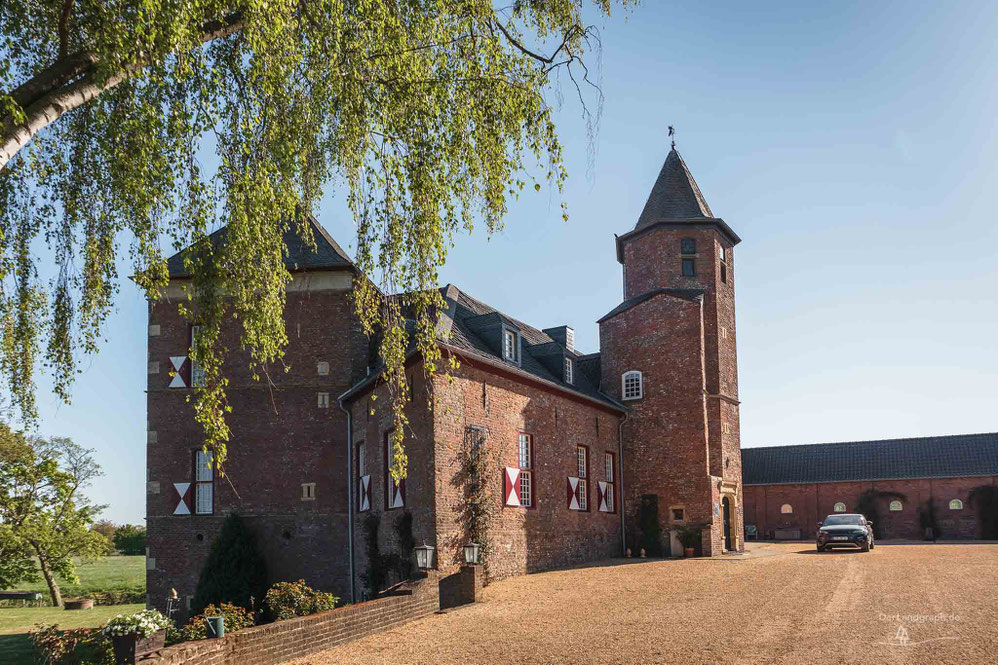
742, 432, 998, 485
439, 286, 622, 410
166, 216, 354, 278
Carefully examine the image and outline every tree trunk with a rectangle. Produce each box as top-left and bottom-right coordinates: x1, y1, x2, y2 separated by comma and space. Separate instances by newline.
0, 13, 243, 171
36, 554, 63, 607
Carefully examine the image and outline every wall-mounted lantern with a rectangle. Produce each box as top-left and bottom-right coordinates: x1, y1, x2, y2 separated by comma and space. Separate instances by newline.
415, 543, 436, 570
463, 542, 482, 565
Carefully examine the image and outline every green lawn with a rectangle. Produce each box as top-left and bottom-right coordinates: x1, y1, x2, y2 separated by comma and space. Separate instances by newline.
14, 555, 145, 601
0, 603, 145, 664
0, 556, 147, 663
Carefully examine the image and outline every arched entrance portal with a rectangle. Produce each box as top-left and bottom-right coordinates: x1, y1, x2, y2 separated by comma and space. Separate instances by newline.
722, 497, 732, 551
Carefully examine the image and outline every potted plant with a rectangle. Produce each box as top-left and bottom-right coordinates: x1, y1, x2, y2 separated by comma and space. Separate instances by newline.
104, 609, 172, 664
673, 523, 705, 557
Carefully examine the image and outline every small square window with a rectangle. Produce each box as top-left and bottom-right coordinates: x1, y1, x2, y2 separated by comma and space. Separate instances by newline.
317, 392, 330, 409
682, 258, 695, 277
672, 507, 685, 522
301, 483, 316, 501
681, 238, 696, 255
317, 361, 329, 376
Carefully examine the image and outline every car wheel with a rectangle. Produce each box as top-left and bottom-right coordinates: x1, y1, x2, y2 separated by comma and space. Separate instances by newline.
861, 540, 870, 552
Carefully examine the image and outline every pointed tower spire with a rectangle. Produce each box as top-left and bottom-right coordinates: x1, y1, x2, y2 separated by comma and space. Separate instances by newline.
634, 147, 713, 231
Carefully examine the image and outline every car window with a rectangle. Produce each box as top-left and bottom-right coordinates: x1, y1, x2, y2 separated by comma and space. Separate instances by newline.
822, 515, 864, 526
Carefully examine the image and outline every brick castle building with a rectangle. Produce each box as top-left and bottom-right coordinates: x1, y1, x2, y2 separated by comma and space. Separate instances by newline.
146, 145, 744, 610
743, 432, 998, 541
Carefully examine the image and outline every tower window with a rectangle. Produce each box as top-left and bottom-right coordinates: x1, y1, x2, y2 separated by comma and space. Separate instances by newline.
564, 357, 573, 384
681, 238, 696, 255
621, 370, 643, 400
720, 264, 727, 283
720, 245, 727, 263
682, 258, 695, 277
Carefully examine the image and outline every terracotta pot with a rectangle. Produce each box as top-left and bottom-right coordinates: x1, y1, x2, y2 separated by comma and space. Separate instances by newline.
684, 547, 695, 558
112, 629, 166, 664
64, 598, 94, 610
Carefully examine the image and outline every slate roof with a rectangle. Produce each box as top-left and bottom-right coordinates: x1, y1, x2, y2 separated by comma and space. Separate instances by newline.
742, 432, 998, 485
597, 288, 705, 323
635, 148, 714, 229
439, 286, 623, 410
166, 216, 354, 278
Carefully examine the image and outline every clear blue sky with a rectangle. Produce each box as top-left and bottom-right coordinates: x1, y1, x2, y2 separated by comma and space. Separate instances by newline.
31, 1, 998, 523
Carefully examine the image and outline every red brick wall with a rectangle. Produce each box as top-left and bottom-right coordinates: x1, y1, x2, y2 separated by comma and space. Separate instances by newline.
743, 476, 998, 540
430, 358, 622, 580
147, 277, 368, 612
349, 365, 437, 596
349, 356, 623, 592
599, 290, 716, 554
144, 573, 440, 665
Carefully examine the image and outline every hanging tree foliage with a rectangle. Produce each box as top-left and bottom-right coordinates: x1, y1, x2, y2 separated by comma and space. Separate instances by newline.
0, 1, 632, 476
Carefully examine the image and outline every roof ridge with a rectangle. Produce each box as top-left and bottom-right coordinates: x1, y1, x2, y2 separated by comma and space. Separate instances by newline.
744, 431, 998, 452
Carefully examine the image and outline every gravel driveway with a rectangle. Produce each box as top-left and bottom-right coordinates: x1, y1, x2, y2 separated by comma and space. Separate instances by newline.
288, 542, 998, 665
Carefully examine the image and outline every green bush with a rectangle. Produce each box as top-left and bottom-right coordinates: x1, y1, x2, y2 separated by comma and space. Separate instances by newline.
265, 580, 338, 620
112, 525, 146, 556
30, 624, 113, 665
637, 494, 663, 556
362, 512, 387, 595
175, 603, 255, 642
193, 514, 268, 613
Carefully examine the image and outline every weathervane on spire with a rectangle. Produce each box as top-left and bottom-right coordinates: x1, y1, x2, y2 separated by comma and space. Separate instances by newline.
668, 125, 675, 149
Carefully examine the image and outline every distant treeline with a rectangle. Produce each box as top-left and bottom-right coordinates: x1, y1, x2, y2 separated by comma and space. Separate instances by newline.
91, 521, 146, 555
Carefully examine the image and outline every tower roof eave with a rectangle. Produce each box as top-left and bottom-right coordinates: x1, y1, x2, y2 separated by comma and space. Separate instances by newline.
615, 217, 741, 263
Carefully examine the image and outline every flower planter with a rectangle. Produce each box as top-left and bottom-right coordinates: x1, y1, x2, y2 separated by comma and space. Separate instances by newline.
64, 598, 95, 610
683, 547, 695, 558
112, 629, 166, 664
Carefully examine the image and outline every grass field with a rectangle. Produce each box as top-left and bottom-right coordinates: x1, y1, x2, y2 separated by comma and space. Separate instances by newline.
14, 555, 145, 602
0, 603, 145, 664
1, 556, 146, 664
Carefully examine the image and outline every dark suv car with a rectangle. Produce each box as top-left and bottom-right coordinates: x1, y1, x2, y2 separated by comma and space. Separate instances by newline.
816, 514, 874, 552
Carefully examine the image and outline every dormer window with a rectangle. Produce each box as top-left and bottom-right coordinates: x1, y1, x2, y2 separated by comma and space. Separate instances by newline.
681, 238, 696, 255
564, 358, 573, 384
621, 370, 643, 400
503, 329, 519, 363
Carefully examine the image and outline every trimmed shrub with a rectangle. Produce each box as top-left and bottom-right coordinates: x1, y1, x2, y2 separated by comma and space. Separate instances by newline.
193, 514, 268, 613
265, 580, 338, 620
637, 494, 663, 556
362, 512, 387, 595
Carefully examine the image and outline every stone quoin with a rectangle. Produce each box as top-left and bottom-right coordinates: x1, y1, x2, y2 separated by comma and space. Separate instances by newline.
145, 143, 745, 614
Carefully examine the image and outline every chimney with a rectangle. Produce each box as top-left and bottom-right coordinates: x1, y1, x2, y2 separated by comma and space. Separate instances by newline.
543, 326, 575, 353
